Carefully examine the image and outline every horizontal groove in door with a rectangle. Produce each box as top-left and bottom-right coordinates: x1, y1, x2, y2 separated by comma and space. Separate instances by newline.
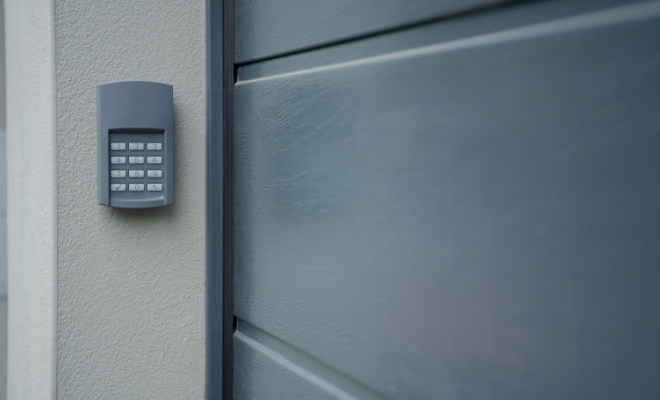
233, 2, 660, 398
237, 0, 641, 83
235, 0, 518, 64
234, 319, 388, 400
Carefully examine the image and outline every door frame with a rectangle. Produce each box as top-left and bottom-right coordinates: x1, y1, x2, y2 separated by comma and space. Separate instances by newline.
206, 0, 234, 398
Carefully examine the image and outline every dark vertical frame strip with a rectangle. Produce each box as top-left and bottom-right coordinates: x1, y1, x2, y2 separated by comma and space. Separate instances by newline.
222, 0, 235, 397
206, 0, 233, 398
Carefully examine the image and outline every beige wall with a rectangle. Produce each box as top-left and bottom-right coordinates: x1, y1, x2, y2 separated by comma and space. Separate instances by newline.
7, 0, 207, 398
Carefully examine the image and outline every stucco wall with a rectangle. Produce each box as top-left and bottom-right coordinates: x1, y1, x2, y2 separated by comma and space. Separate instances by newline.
6, 0, 57, 398
7, 0, 207, 399
54, 0, 206, 399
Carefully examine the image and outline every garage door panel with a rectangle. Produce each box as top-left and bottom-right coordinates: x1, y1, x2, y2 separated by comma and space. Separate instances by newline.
234, 3, 660, 399
236, 0, 637, 82
235, 0, 516, 63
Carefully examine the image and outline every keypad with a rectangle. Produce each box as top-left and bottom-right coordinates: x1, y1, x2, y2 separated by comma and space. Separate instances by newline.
109, 135, 165, 198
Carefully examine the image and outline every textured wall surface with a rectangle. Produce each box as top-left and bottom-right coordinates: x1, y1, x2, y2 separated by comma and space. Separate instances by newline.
5, 0, 57, 398
7, 0, 206, 397
53, 0, 207, 399
0, 0, 7, 294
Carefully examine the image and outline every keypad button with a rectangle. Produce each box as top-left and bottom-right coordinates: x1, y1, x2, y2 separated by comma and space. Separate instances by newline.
129, 184, 145, 192
128, 142, 144, 150
128, 156, 144, 164
147, 170, 162, 178
110, 142, 126, 151
147, 183, 163, 192
147, 156, 162, 164
147, 143, 162, 151
110, 156, 126, 164
110, 183, 126, 192
128, 170, 145, 178
110, 170, 126, 178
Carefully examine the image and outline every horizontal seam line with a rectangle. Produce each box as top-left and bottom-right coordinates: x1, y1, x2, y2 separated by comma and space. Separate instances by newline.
236, 0, 660, 85
235, 0, 522, 67
235, 317, 391, 400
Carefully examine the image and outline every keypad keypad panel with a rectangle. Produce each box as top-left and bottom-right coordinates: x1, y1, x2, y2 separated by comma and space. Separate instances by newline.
109, 132, 165, 200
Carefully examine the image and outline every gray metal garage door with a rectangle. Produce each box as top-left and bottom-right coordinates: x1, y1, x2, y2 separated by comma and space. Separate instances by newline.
230, 1, 660, 398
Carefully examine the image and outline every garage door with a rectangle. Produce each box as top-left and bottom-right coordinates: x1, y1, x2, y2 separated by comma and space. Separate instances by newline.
230, 1, 660, 398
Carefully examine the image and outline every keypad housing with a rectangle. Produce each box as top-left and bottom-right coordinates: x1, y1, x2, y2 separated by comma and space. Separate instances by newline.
97, 81, 173, 208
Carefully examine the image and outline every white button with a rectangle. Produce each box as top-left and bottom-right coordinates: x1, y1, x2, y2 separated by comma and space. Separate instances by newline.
110, 156, 126, 164
129, 184, 144, 192
110, 170, 126, 178
147, 156, 162, 164
128, 142, 144, 150
147, 183, 162, 192
128, 170, 144, 178
147, 143, 162, 151
110, 142, 126, 151
110, 183, 126, 192
147, 170, 162, 178
128, 156, 144, 164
